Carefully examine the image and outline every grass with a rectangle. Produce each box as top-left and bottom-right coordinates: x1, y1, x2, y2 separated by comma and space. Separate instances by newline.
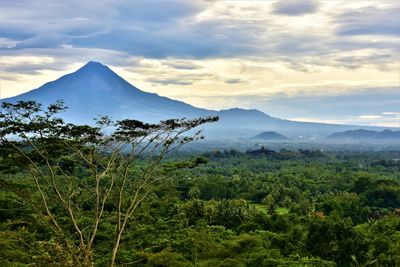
250, 203, 289, 215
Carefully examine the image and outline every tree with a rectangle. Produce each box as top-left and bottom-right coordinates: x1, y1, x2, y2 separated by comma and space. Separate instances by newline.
306, 215, 368, 266
0, 100, 218, 266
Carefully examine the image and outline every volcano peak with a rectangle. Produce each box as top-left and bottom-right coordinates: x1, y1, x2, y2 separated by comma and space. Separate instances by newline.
78, 61, 111, 73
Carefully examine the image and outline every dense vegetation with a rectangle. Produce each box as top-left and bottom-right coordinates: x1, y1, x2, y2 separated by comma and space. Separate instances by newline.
0, 99, 399, 266
1, 147, 400, 266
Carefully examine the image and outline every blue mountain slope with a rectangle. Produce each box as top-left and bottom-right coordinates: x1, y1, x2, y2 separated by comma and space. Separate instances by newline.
328, 129, 400, 140
2, 61, 395, 138
4, 62, 211, 123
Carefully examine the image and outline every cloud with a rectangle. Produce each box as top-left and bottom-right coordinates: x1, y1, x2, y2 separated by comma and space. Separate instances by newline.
147, 78, 194, 86
225, 78, 244, 84
382, 112, 400, 116
1, 0, 265, 58
359, 115, 382, 120
71, 19, 265, 58
14, 34, 70, 49
114, 0, 205, 23
0, 37, 19, 48
335, 6, 400, 36
272, 0, 319, 16
1, 0, 399, 66
162, 61, 201, 70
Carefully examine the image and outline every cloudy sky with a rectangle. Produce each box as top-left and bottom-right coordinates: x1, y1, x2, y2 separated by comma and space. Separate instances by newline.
1, 0, 399, 127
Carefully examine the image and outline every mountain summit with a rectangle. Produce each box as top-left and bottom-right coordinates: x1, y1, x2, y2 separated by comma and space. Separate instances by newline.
252, 131, 289, 140
79, 61, 110, 72
2, 62, 393, 138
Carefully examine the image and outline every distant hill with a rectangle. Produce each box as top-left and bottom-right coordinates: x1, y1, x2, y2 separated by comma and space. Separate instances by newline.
2, 61, 397, 139
328, 129, 400, 140
252, 131, 289, 140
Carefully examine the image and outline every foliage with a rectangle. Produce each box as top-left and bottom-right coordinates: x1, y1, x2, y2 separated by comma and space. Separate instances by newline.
1, 103, 400, 266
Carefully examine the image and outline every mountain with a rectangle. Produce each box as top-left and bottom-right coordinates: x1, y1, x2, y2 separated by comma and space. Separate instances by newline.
328, 129, 400, 140
252, 131, 289, 140
1, 61, 209, 124
1, 61, 396, 139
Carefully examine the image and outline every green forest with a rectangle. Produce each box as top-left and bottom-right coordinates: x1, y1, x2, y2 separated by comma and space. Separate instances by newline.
1, 102, 400, 266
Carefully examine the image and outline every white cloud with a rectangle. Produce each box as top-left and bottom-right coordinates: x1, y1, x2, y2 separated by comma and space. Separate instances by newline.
382, 112, 400, 115
359, 115, 382, 120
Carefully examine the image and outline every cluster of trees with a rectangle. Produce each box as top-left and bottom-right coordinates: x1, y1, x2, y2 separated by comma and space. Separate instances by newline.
1, 101, 400, 266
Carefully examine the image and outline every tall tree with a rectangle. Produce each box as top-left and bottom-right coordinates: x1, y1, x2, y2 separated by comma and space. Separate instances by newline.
0, 100, 218, 266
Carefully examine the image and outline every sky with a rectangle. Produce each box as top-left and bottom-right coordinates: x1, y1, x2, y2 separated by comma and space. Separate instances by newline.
0, 0, 399, 127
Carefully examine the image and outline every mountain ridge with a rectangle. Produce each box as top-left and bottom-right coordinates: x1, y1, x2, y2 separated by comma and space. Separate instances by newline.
2, 61, 396, 139
328, 129, 400, 140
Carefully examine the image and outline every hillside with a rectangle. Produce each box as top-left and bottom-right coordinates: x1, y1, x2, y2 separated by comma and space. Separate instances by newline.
252, 131, 289, 140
